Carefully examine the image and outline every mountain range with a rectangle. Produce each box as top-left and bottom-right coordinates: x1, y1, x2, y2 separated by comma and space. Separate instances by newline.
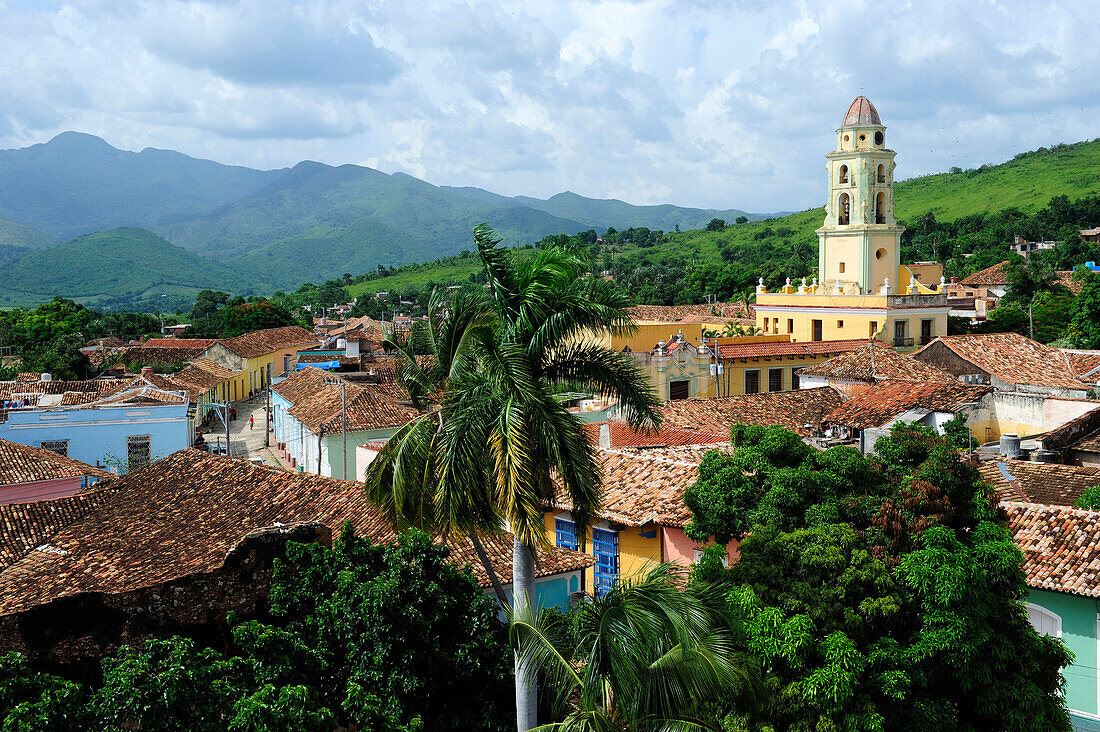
0, 132, 766, 309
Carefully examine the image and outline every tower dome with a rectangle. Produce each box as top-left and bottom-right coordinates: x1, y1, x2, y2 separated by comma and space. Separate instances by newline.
841, 96, 881, 127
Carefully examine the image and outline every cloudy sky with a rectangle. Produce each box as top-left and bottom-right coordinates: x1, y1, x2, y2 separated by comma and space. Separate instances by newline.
1, 0, 1098, 212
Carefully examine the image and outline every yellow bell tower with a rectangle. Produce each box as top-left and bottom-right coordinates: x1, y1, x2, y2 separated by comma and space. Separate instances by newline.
753, 96, 949, 350
819, 96, 901, 295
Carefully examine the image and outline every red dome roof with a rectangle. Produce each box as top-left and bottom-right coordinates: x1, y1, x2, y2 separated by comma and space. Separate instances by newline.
841, 96, 881, 127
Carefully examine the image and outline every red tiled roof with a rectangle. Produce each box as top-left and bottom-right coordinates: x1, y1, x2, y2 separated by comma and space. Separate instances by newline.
0, 450, 591, 614
658, 387, 844, 434
824, 379, 992, 430
142, 339, 217, 349
626, 302, 753, 323
1037, 406, 1100, 452
1065, 351, 1100, 382
581, 422, 727, 449
914, 333, 1087, 392
958, 261, 1010, 287
0, 439, 113, 487
278, 370, 419, 434
717, 338, 869, 360
0, 488, 118, 568
112, 345, 209, 365
1056, 271, 1086, 297
980, 460, 1100, 506
221, 326, 316, 359
799, 340, 955, 383
841, 96, 881, 127
1006, 502, 1100, 598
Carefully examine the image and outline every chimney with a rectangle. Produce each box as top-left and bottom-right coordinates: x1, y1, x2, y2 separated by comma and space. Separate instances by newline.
141, 366, 154, 377
598, 423, 611, 450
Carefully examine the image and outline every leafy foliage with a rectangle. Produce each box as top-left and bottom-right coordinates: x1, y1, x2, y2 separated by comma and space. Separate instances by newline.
685, 424, 1072, 732
1074, 485, 1100, 511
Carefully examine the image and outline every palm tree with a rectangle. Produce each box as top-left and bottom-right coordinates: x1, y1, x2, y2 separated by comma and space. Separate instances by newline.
511, 564, 761, 731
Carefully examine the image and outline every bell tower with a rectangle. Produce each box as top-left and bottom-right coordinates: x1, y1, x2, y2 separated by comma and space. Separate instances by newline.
818, 96, 903, 294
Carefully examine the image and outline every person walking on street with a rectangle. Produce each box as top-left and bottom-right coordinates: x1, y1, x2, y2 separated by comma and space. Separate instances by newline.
249, 415, 254, 430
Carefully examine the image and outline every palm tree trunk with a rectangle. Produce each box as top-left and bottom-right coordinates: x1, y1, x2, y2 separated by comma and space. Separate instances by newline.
514, 535, 538, 731
470, 532, 510, 606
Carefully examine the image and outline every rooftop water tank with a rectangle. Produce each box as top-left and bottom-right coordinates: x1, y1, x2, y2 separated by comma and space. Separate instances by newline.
999, 433, 1021, 460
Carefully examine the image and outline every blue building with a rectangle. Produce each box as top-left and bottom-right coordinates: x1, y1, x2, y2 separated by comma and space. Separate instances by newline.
0, 377, 189, 472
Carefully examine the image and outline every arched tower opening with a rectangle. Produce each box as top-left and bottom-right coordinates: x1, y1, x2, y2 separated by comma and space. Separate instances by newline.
838, 193, 850, 225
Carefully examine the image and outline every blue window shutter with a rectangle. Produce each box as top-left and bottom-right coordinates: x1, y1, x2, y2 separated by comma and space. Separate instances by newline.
555, 519, 578, 551
592, 528, 619, 598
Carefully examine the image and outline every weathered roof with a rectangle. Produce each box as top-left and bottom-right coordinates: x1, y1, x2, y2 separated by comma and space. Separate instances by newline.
914, 333, 1086, 391
980, 460, 1100, 506
0, 439, 113, 487
552, 444, 731, 528
1056, 271, 1086, 296
1005, 502, 1100, 598
0, 488, 117, 568
112, 345, 209, 365
289, 381, 420, 434
717, 338, 869, 360
824, 379, 992, 430
841, 96, 881, 127
221, 326, 316, 359
799, 340, 955, 383
141, 339, 217, 349
0, 450, 591, 614
626, 302, 753, 323
659, 387, 844, 434
1065, 351, 1100, 383
159, 359, 243, 400
1037, 405, 1100, 452
581, 422, 727, 449
0, 379, 118, 402
958, 261, 1010, 287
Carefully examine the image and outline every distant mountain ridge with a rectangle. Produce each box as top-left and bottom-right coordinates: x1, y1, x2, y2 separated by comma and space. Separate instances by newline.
0, 133, 768, 305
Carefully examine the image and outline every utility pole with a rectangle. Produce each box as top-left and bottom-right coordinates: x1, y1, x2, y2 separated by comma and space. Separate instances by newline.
225, 401, 231, 457
264, 363, 271, 448
317, 425, 324, 475
1028, 302, 1034, 340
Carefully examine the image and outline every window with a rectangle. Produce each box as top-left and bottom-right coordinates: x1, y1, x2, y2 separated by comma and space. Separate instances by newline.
592, 528, 619, 598
787, 318, 794, 334
768, 368, 783, 392
837, 320, 844, 329
772, 318, 779, 332
894, 320, 911, 347
127, 435, 151, 471
792, 367, 803, 390
555, 518, 578, 551
875, 192, 887, 224
838, 193, 850, 225
869, 321, 878, 337
838, 164, 848, 184
839, 262, 846, 274
921, 319, 934, 345
877, 163, 886, 182
874, 131, 884, 146
744, 370, 760, 394
876, 248, 886, 260
40, 440, 69, 457
669, 380, 689, 400
812, 320, 823, 342
1026, 603, 1061, 638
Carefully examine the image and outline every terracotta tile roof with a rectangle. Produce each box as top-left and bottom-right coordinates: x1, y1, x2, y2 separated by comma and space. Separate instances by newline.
0, 488, 118, 568
14, 373, 40, 383
1005, 502, 1100, 598
1056, 271, 1086, 296
658, 387, 844, 434
824, 379, 992, 430
980, 460, 1100, 506
1074, 429, 1100, 455
1037, 405, 1100, 452
71, 378, 187, 408
1065, 351, 1100, 382
142, 338, 217, 349
288, 380, 419, 434
221, 326, 316, 359
113, 345, 211, 365
272, 366, 331, 404
717, 338, 869, 360
159, 359, 243, 400
959, 260, 1010, 287
552, 444, 731, 528
581, 422, 727, 449
915, 333, 1086, 391
0, 439, 113, 487
0, 450, 589, 612
626, 302, 753, 323
799, 340, 955, 383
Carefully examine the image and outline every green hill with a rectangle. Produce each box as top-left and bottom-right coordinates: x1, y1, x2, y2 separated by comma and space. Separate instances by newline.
0, 228, 255, 311
342, 139, 1100, 299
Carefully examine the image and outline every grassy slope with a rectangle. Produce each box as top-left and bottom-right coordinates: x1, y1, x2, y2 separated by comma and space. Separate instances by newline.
348, 139, 1100, 295
0, 228, 254, 309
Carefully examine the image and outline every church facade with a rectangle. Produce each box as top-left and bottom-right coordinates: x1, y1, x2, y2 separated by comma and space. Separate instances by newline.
754, 97, 949, 349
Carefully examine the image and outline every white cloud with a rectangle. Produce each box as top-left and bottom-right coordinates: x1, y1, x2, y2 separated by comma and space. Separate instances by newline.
1, 0, 1100, 212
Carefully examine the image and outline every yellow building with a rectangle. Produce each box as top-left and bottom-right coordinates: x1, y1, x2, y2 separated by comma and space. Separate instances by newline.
202, 326, 317, 401
755, 97, 949, 349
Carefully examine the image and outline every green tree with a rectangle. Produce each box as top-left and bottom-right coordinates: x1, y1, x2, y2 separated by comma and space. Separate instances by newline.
512, 565, 760, 731
684, 424, 1072, 732
1067, 271, 1100, 348
1075, 486, 1100, 510
0, 652, 90, 732
220, 300, 300, 337
707, 218, 727, 231
735, 216, 749, 225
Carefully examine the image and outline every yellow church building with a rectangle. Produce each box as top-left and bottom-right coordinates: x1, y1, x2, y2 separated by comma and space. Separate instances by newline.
755, 97, 949, 348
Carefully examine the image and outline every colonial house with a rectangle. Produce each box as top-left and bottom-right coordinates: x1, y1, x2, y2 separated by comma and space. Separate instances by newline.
0, 439, 112, 504
1036, 406, 1100, 468
821, 379, 992, 453
655, 386, 845, 435
0, 450, 590, 673
271, 368, 418, 479
0, 376, 189, 472
714, 337, 869, 396
202, 326, 317, 400
547, 424, 735, 597
1005, 502, 1100, 731
791, 339, 954, 396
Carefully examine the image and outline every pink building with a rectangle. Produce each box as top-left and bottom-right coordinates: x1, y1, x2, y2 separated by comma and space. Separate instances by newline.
0, 439, 112, 505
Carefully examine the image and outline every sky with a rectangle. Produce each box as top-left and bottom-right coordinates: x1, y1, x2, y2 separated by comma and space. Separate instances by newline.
1, 0, 1099, 213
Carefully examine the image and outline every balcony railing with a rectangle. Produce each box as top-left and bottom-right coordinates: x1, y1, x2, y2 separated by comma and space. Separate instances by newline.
894, 337, 915, 347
